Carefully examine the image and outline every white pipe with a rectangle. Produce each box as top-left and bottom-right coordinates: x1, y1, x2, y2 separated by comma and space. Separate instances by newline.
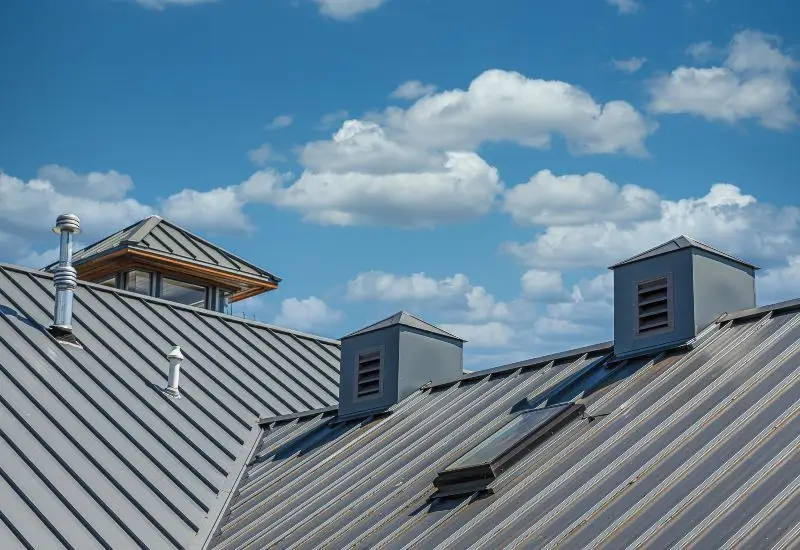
164, 345, 184, 398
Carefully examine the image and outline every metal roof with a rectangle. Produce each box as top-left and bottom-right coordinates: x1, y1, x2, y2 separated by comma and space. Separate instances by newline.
342, 310, 465, 341
609, 235, 760, 270
0, 262, 339, 550
208, 301, 800, 550
44, 215, 281, 283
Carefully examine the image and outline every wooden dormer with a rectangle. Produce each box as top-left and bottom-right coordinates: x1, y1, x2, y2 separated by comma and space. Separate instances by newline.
44, 215, 280, 312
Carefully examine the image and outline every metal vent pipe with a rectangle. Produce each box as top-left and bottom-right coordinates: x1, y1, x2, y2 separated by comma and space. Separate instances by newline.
163, 345, 184, 398
51, 214, 81, 334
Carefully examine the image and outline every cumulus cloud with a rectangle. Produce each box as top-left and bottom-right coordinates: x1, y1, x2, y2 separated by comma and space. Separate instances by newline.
0, 169, 152, 262
503, 169, 660, 226
315, 0, 387, 20
758, 258, 800, 305
390, 80, 438, 100
686, 41, 717, 62
504, 181, 800, 270
606, 0, 641, 14
346, 271, 470, 301
381, 69, 653, 156
266, 115, 293, 130
273, 296, 342, 331
649, 30, 799, 130
611, 57, 647, 73
520, 270, 568, 301
160, 186, 252, 233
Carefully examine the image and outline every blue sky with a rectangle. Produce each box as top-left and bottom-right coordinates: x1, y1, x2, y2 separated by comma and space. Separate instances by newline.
1, 0, 799, 368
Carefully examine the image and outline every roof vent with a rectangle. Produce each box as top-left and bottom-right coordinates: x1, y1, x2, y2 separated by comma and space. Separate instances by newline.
50, 214, 81, 338
337, 311, 465, 421
162, 345, 184, 399
610, 235, 757, 359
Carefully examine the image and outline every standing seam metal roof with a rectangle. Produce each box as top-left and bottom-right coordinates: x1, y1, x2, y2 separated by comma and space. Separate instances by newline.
45, 215, 280, 283
0, 262, 339, 550
208, 302, 800, 550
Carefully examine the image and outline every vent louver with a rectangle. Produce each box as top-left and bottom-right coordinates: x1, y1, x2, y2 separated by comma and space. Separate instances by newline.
636, 276, 672, 336
356, 348, 382, 399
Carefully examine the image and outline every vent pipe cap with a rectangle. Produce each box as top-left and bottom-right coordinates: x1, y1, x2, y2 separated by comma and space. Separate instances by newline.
53, 213, 81, 235
167, 345, 184, 361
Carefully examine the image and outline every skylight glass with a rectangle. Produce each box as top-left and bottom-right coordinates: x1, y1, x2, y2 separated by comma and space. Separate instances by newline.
432, 402, 584, 499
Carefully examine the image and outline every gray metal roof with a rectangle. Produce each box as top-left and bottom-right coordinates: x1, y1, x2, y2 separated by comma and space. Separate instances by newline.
0, 262, 339, 550
44, 215, 280, 283
208, 300, 800, 550
342, 310, 465, 341
609, 235, 760, 270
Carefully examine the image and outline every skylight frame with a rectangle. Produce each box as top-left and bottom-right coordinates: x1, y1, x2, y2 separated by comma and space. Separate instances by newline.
432, 402, 585, 499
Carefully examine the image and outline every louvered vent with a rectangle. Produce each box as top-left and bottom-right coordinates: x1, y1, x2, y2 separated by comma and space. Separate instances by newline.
356, 348, 383, 399
636, 276, 672, 336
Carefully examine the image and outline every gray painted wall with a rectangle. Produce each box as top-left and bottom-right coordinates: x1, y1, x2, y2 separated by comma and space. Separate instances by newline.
692, 250, 756, 332
338, 325, 463, 419
398, 327, 463, 401
613, 248, 696, 357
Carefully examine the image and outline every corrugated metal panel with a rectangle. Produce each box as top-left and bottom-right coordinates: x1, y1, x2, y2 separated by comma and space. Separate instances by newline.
0, 262, 340, 550
209, 307, 800, 550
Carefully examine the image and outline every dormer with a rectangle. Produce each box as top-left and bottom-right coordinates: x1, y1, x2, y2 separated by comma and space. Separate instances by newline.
44, 215, 280, 312
609, 235, 758, 359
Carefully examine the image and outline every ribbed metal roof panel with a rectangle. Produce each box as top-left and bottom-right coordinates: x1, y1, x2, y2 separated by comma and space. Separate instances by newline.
0, 262, 340, 550
49, 216, 279, 283
209, 305, 800, 550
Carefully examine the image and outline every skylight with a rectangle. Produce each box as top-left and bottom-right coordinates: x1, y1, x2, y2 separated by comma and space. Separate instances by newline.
432, 402, 584, 499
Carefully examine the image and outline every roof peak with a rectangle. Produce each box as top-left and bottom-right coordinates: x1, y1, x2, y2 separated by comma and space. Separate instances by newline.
342, 310, 465, 341
609, 234, 759, 270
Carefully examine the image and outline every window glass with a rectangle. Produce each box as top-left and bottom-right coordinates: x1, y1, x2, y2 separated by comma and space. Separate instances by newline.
217, 289, 232, 312
125, 271, 152, 296
161, 277, 207, 308
94, 274, 117, 288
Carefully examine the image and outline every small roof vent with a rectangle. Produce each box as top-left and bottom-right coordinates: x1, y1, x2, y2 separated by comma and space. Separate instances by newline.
635, 276, 673, 337
355, 348, 383, 400
162, 345, 184, 399
432, 402, 584, 499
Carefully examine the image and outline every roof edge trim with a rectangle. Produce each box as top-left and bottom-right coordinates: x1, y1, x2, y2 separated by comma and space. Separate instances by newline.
716, 298, 800, 323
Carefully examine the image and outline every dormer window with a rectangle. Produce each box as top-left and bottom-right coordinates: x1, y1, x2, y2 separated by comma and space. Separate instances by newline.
125, 270, 154, 296
161, 276, 207, 308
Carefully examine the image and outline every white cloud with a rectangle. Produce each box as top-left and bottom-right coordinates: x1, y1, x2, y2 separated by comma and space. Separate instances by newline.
315, 0, 387, 20
382, 69, 653, 156
758, 258, 800, 305
159, 186, 252, 233
611, 57, 647, 73
390, 80, 438, 100
606, 0, 641, 14
36, 165, 134, 200
346, 271, 470, 301
503, 169, 660, 226
649, 30, 799, 130
504, 181, 800, 270
0, 170, 152, 262
273, 297, 342, 330
520, 270, 568, 301
266, 115, 293, 130
439, 322, 515, 347
247, 143, 285, 166
319, 110, 349, 129
14, 243, 85, 269
135, 0, 218, 9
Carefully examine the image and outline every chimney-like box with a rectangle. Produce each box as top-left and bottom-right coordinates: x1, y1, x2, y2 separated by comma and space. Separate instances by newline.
610, 235, 758, 359
337, 311, 465, 420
